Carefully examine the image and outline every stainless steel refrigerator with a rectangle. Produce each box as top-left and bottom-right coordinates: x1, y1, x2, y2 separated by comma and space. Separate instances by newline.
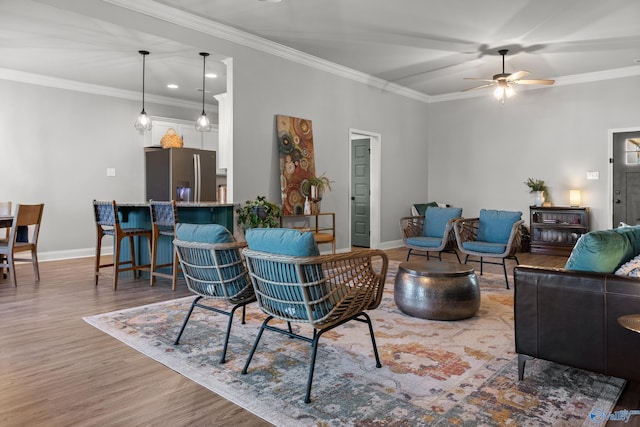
145, 148, 217, 202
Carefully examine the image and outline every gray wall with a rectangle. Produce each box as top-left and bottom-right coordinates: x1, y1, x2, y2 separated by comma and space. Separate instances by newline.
427, 76, 640, 232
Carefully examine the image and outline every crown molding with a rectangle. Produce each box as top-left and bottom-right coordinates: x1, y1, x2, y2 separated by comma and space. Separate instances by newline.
0, 67, 206, 111
103, 0, 432, 104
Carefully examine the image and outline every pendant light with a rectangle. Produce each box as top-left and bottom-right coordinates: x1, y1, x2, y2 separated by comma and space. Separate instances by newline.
195, 52, 212, 132
134, 50, 152, 131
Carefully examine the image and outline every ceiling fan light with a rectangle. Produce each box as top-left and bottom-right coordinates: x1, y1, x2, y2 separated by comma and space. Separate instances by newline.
494, 86, 505, 100
505, 85, 515, 98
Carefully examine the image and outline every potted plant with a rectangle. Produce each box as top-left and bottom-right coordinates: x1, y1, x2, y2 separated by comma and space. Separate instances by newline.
236, 196, 282, 231
524, 178, 549, 207
306, 172, 333, 202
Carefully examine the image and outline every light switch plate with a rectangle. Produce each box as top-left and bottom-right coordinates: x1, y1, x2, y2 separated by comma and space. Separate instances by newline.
107, 168, 116, 177
586, 171, 599, 180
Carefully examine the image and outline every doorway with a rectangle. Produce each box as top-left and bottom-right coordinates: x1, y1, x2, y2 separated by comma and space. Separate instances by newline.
349, 129, 381, 249
612, 128, 640, 227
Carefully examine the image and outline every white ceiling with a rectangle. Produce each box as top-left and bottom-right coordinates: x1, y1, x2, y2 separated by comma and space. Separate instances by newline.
2, 0, 640, 105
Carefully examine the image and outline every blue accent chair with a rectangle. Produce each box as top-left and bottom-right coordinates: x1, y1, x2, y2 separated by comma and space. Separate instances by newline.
172, 223, 256, 364
240, 228, 388, 403
400, 206, 463, 262
454, 209, 524, 289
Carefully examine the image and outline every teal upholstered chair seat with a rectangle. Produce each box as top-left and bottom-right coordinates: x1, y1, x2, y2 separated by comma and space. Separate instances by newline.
454, 209, 524, 289
400, 206, 462, 262
462, 241, 508, 254
172, 223, 256, 364
241, 228, 388, 403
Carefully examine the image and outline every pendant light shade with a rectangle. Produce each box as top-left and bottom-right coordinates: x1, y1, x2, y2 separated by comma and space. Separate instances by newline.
196, 52, 212, 132
134, 50, 152, 131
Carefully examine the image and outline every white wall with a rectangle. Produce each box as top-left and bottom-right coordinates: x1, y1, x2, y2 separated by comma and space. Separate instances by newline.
427, 76, 640, 231
0, 79, 201, 259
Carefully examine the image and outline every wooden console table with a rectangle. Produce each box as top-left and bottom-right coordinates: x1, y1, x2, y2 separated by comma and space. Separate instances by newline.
281, 212, 336, 253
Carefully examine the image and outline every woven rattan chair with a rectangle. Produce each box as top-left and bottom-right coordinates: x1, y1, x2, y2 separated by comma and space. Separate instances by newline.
172, 224, 256, 363
0, 203, 44, 286
149, 201, 180, 290
453, 209, 524, 289
93, 200, 152, 290
240, 228, 388, 403
399, 206, 462, 262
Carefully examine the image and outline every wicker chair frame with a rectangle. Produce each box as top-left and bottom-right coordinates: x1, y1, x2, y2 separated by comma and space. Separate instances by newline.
173, 239, 256, 363
399, 215, 461, 262
453, 217, 525, 289
240, 248, 388, 403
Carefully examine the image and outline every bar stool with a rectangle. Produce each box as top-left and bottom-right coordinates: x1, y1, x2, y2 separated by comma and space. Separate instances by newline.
93, 200, 152, 290
149, 200, 180, 291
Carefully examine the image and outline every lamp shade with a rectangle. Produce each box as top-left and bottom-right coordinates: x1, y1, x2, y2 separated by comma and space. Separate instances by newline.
569, 190, 581, 207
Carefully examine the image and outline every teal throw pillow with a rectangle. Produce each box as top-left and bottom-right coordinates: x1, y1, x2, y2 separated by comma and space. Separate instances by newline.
565, 230, 634, 273
423, 207, 463, 238
175, 223, 234, 243
245, 228, 319, 256
477, 209, 522, 244
615, 225, 640, 257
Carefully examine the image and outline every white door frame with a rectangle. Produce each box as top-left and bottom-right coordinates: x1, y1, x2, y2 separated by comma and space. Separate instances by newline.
349, 128, 381, 249
608, 126, 640, 229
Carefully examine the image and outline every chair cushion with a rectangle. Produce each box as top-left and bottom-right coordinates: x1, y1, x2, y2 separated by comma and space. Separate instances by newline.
245, 228, 319, 256
245, 228, 328, 320
565, 230, 634, 273
476, 209, 522, 244
462, 241, 507, 254
175, 223, 234, 243
423, 207, 462, 238
406, 236, 445, 248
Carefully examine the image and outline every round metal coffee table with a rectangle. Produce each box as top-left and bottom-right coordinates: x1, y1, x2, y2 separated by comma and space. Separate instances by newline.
394, 261, 480, 320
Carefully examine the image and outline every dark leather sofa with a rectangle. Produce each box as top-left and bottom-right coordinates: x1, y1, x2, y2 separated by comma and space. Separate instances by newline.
514, 265, 640, 381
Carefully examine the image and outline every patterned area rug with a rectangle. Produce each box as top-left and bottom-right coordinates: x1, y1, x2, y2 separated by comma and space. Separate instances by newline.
84, 261, 624, 426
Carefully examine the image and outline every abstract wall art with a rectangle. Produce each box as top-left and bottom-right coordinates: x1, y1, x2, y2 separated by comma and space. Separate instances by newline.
276, 115, 316, 215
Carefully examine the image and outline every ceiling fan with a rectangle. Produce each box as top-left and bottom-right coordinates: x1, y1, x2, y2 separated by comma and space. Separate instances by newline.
463, 49, 554, 102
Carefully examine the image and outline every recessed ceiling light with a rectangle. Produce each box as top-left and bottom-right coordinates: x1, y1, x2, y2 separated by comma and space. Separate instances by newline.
205, 73, 218, 79
167, 84, 179, 89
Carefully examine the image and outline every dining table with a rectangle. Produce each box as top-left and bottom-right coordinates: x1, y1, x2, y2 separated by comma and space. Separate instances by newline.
0, 216, 29, 242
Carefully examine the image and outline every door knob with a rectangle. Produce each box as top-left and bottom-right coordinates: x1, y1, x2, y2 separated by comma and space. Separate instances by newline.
351, 196, 355, 200
615, 199, 622, 204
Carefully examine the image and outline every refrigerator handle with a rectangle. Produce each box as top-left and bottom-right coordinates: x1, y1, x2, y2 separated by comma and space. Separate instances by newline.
193, 154, 201, 202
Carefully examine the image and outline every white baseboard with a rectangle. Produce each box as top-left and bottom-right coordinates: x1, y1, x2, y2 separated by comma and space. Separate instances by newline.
37, 246, 113, 262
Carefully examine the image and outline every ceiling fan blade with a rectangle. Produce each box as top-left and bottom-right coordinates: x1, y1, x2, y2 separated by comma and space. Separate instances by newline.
462, 83, 495, 92
514, 79, 555, 85
507, 70, 530, 81
463, 78, 496, 82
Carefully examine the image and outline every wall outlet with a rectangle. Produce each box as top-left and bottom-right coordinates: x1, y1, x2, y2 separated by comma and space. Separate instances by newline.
107, 168, 116, 177
586, 171, 599, 180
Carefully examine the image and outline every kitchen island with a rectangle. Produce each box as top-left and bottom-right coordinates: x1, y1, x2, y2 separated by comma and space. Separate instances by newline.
114, 202, 236, 281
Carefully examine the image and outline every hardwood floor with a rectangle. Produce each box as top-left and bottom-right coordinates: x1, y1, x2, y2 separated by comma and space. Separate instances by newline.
0, 249, 637, 426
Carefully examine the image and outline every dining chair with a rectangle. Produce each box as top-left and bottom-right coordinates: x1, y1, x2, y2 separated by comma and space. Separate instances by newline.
0, 202, 11, 279
93, 200, 152, 290
149, 200, 180, 290
0, 201, 11, 242
0, 203, 44, 286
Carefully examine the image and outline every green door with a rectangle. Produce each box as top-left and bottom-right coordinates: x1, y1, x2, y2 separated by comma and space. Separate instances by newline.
351, 138, 370, 247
